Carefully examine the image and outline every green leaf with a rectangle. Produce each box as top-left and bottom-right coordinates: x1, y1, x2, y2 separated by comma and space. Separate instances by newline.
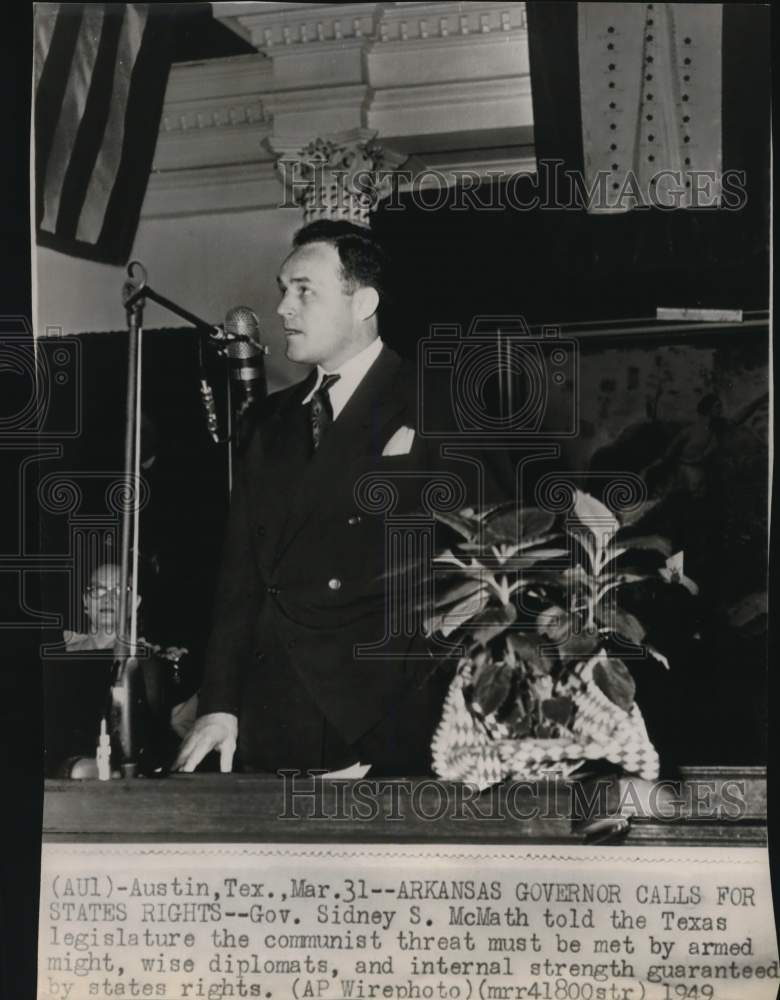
616, 498, 660, 528
519, 507, 557, 540
593, 658, 636, 711
481, 506, 557, 547
612, 533, 673, 557
431, 549, 467, 569
517, 532, 562, 552
595, 607, 646, 644
572, 490, 620, 539
433, 511, 481, 541
505, 633, 553, 674
476, 503, 504, 520
647, 645, 670, 670
568, 526, 597, 567
536, 608, 601, 659
542, 696, 575, 726
433, 577, 490, 611
615, 529, 672, 556
558, 626, 601, 660
482, 509, 520, 544
610, 571, 650, 587
449, 552, 504, 571
516, 547, 572, 564
426, 588, 489, 637
563, 565, 592, 588
470, 602, 518, 645
472, 661, 513, 717
503, 700, 532, 737
616, 608, 646, 643
530, 673, 556, 709
536, 606, 570, 642
505, 632, 542, 659
470, 650, 491, 686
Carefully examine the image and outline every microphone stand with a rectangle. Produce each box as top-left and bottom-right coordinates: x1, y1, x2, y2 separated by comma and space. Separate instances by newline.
121, 258, 239, 475
122, 279, 218, 338
110, 265, 147, 775
109, 261, 243, 776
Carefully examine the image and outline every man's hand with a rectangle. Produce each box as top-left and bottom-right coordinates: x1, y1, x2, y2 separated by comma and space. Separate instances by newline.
173, 712, 238, 773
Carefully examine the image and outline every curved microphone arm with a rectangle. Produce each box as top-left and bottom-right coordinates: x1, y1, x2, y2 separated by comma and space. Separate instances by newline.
121, 265, 219, 337
121, 259, 148, 310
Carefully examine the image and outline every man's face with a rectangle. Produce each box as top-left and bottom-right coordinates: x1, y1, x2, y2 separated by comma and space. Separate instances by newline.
276, 242, 360, 370
83, 564, 128, 635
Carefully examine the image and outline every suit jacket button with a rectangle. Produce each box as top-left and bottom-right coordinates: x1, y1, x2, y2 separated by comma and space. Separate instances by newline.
287, 639, 296, 650
267, 585, 280, 596
255, 651, 265, 661
328, 578, 342, 591
257, 524, 266, 536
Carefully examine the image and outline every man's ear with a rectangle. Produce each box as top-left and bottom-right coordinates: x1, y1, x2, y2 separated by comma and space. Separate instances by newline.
352, 285, 379, 323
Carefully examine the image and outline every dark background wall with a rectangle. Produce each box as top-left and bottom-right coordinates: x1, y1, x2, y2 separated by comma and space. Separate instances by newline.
37, 330, 229, 698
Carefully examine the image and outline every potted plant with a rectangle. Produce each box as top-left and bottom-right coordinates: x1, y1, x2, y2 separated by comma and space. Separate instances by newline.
427, 490, 697, 790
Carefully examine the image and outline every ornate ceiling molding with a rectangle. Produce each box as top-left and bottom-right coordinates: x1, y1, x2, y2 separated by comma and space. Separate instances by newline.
145, 162, 280, 218
160, 99, 267, 134
368, 76, 533, 136
144, 2, 533, 218
373, 1, 527, 43
213, 3, 383, 50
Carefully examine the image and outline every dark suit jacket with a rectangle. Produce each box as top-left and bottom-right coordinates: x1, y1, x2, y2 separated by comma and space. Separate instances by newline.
198, 345, 510, 773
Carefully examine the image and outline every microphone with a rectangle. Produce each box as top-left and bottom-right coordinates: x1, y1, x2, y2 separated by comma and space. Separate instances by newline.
224, 304, 259, 341
199, 307, 269, 444
224, 307, 268, 420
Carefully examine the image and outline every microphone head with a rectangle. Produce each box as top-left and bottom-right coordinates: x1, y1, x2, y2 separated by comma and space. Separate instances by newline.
224, 306, 267, 395
226, 337, 264, 362
224, 305, 260, 342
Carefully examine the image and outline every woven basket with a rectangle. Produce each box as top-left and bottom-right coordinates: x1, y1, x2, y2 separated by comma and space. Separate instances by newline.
431, 657, 660, 791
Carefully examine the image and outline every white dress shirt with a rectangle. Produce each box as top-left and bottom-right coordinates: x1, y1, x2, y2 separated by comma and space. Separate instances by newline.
301, 337, 384, 420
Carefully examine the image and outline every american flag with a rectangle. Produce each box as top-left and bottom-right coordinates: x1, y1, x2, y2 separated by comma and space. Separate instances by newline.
34, 3, 173, 264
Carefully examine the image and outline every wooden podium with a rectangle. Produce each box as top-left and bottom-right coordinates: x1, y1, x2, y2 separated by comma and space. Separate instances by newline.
42, 767, 766, 845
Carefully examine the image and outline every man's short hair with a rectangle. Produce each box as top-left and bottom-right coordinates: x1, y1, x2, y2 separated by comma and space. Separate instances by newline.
292, 220, 388, 301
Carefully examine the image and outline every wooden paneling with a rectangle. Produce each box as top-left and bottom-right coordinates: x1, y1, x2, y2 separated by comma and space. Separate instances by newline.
43, 767, 766, 845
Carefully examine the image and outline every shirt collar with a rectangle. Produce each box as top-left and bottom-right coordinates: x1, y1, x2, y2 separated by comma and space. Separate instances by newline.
302, 337, 383, 413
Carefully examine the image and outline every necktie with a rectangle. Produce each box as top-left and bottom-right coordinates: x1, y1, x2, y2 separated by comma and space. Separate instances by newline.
309, 372, 341, 451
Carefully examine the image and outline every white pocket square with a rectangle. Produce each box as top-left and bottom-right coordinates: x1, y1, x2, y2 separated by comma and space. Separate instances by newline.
382, 426, 415, 456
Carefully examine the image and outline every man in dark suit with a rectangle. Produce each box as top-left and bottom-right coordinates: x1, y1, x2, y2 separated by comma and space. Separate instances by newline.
175, 220, 503, 776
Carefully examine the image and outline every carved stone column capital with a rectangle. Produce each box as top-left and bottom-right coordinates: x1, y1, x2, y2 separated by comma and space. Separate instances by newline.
266, 127, 408, 226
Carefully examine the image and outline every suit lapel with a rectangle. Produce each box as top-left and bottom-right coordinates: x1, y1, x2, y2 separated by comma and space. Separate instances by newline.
274, 346, 409, 560
250, 371, 315, 554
